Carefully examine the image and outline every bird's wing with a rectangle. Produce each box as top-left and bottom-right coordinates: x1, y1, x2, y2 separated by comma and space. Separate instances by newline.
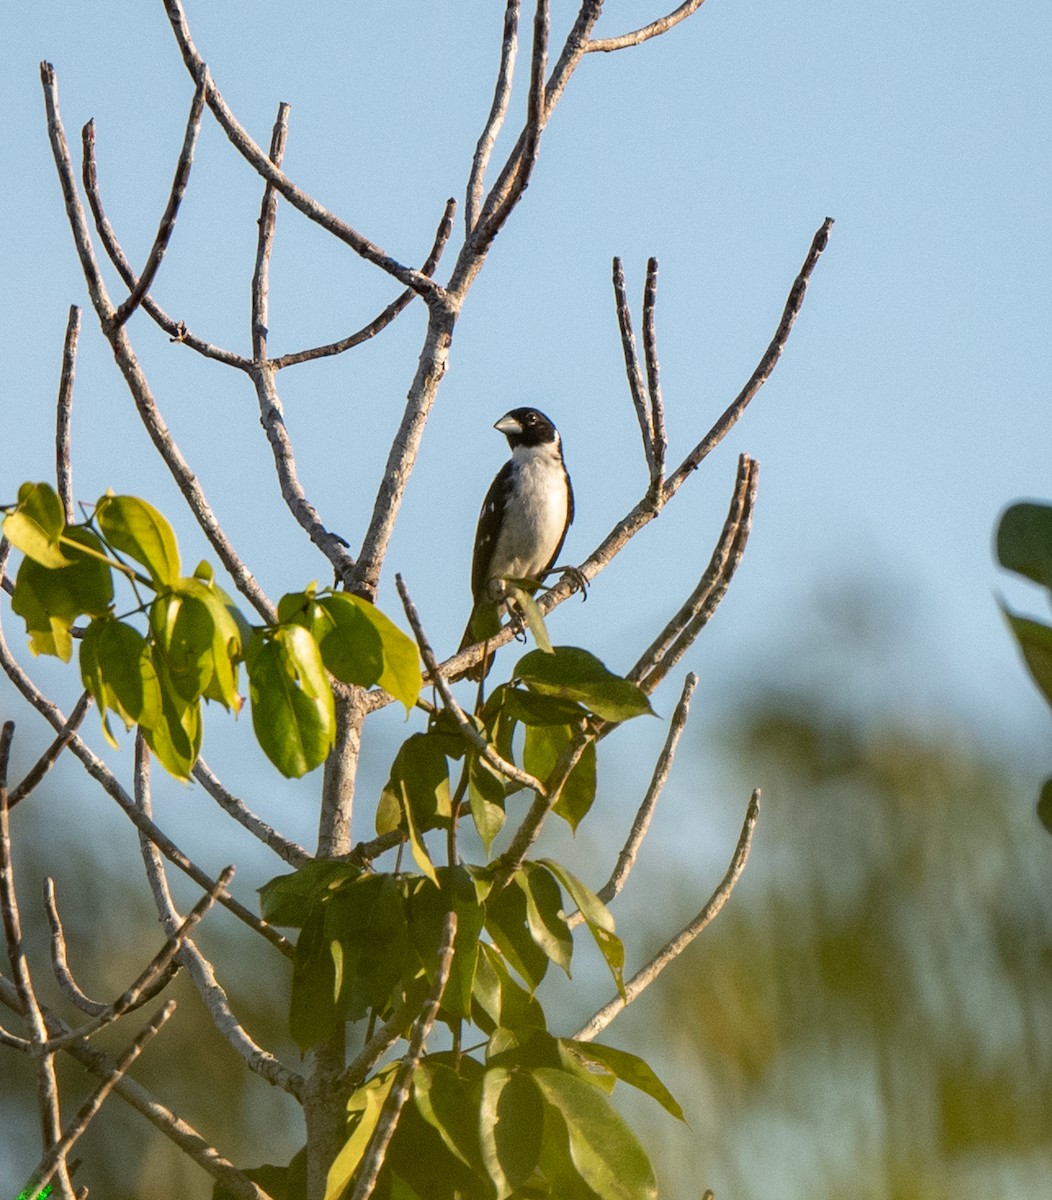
471, 460, 514, 602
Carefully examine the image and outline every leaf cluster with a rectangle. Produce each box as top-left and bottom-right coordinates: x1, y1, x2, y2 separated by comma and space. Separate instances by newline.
2, 482, 420, 779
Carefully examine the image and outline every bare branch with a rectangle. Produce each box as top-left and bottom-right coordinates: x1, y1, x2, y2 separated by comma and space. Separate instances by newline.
271, 197, 457, 371
349, 912, 458, 1200
573, 788, 761, 1041
8, 690, 92, 809
55, 305, 81, 518
133, 737, 304, 1098
642, 257, 667, 479
396, 574, 546, 795
163, 1, 445, 302
336, 999, 413, 1100
586, 0, 710, 53
466, 0, 521, 234
251, 102, 289, 363
612, 256, 655, 477
82, 119, 249, 369
596, 672, 697, 905
0, 975, 273, 1200
629, 453, 758, 694
21, 999, 176, 1200
113, 76, 206, 328
192, 759, 311, 868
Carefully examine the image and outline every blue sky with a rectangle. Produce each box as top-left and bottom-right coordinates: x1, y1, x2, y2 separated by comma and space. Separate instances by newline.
3, 2, 1052, 1194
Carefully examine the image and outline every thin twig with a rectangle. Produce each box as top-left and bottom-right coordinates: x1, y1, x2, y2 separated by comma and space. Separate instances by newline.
113, 76, 206, 327
466, 0, 521, 234
9, 691, 92, 809
20, 1000, 176, 1200
163, 5, 443, 302
586, 0, 710, 53
0, 976, 273, 1200
336, 998, 414, 1101
573, 788, 761, 1041
642, 257, 667, 479
612, 257, 655, 477
55, 305, 81, 518
251, 103, 289, 363
272, 197, 457, 370
192, 759, 311, 867
82, 119, 248, 368
629, 453, 758, 693
134, 736, 305, 1099
41, 867, 233, 1049
348, 912, 458, 1200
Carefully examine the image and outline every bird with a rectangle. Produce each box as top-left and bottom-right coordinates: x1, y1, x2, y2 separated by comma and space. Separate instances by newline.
459, 407, 574, 680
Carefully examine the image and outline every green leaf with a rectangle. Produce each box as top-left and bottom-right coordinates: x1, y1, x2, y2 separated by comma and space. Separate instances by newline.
468, 751, 507, 853
324, 1066, 398, 1200
11, 527, 114, 660
997, 502, 1052, 591
406, 869, 484, 1021
1001, 605, 1052, 711
316, 592, 421, 710
485, 878, 549, 991
289, 903, 339, 1052
502, 687, 587, 727
519, 862, 573, 975
140, 652, 201, 781
259, 861, 361, 928
96, 493, 180, 587
517, 646, 654, 723
506, 583, 553, 655
80, 617, 153, 745
212, 1148, 307, 1200
150, 590, 216, 704
472, 943, 547, 1036
558, 1040, 685, 1120
412, 1060, 484, 1171
523, 723, 597, 830
381, 733, 452, 835
479, 1068, 544, 1198
326, 873, 409, 1022
247, 625, 335, 777
539, 859, 624, 999
3, 481, 70, 567
532, 1067, 657, 1200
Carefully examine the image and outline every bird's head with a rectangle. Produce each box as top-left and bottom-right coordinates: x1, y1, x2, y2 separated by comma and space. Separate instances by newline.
494, 407, 559, 449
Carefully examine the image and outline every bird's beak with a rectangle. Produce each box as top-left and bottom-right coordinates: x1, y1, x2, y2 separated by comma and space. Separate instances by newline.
494, 413, 522, 436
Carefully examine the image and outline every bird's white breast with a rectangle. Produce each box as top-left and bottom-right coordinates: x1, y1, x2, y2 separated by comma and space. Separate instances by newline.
487, 442, 568, 590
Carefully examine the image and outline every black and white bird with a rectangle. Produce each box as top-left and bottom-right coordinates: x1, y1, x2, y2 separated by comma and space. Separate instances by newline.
459, 408, 574, 680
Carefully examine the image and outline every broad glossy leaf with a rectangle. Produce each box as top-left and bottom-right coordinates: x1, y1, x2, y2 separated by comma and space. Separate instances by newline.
248, 625, 335, 777
80, 617, 152, 745
413, 1060, 484, 1171
259, 861, 361, 928
997, 502, 1052, 591
1001, 606, 1052, 710
532, 1067, 657, 1200
519, 862, 573, 975
539, 858, 624, 998
485, 879, 549, 991
96, 493, 180, 587
3, 481, 70, 567
324, 1067, 398, 1200
479, 1067, 544, 1198
468, 751, 507, 853
559, 1039, 685, 1120
317, 592, 421, 710
381, 733, 452, 834
150, 591, 215, 704
502, 687, 586, 727
11, 527, 114, 660
177, 576, 245, 711
289, 903, 339, 1052
140, 653, 201, 781
523, 723, 597, 830
406, 869, 484, 1021
325, 873, 409, 1022
517, 646, 654, 722
472, 943, 547, 1036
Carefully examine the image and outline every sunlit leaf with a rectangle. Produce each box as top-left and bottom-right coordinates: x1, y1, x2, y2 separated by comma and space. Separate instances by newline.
533, 1067, 657, 1200
316, 592, 421, 710
517, 646, 654, 722
247, 625, 335, 777
539, 858, 624, 998
380, 733, 452, 835
485, 878, 549, 991
413, 1060, 484, 1170
506, 582, 553, 656
479, 1067, 544, 1198
468, 750, 507, 853
324, 1067, 398, 1200
140, 654, 202, 781
11, 527, 114, 660
3, 481, 70, 567
96, 493, 180, 587
559, 1039, 685, 1120
519, 862, 573, 975
80, 617, 151, 745
472, 943, 547, 1036
523, 723, 597, 830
